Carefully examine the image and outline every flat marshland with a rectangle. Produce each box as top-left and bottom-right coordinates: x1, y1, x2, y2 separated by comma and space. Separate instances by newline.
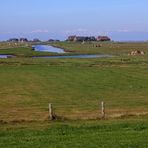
0, 41, 148, 147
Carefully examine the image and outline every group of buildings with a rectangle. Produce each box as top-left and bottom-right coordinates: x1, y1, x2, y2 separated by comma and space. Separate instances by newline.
8, 38, 29, 42
7, 35, 111, 43
67, 36, 111, 42
7, 38, 42, 42
7, 38, 60, 42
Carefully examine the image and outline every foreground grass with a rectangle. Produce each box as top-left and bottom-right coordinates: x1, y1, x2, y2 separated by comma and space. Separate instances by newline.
0, 118, 148, 148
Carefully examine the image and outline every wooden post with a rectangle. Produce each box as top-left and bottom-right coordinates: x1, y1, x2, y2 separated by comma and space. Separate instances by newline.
101, 101, 105, 119
49, 103, 53, 120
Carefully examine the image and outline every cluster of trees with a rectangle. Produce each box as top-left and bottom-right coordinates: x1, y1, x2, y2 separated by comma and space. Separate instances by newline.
7, 38, 60, 42
6, 36, 111, 43
7, 38, 27, 42
7, 38, 36, 42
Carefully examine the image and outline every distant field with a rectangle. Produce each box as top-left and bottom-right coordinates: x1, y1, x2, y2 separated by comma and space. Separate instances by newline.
0, 41, 148, 57
0, 41, 148, 147
51, 41, 148, 56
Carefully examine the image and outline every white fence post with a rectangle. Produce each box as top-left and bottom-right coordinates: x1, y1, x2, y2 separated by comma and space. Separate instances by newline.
49, 103, 54, 120
101, 101, 105, 119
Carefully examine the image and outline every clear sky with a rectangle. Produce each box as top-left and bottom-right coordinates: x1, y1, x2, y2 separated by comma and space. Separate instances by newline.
0, 0, 148, 41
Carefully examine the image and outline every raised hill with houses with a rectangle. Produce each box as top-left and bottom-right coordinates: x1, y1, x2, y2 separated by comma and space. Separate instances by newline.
67, 35, 111, 42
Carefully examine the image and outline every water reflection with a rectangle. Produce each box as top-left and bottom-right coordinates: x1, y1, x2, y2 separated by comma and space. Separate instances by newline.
32, 45, 65, 53
0, 55, 12, 58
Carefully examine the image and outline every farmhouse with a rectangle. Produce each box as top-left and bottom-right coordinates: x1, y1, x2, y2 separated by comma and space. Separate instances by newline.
67, 35, 111, 42
7, 38, 29, 42
68, 36, 96, 42
68, 36, 76, 41
97, 36, 111, 41
8, 38, 19, 42
20, 38, 28, 42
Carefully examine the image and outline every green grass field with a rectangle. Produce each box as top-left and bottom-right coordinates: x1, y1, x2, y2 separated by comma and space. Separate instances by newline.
51, 41, 148, 56
0, 41, 148, 147
0, 118, 148, 148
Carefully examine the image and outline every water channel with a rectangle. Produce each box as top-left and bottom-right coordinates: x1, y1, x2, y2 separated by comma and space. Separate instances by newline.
0, 45, 113, 59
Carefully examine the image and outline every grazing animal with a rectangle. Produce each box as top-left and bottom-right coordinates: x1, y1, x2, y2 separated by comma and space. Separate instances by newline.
129, 50, 145, 56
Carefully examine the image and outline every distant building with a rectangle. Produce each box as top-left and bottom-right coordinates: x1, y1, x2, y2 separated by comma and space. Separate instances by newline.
8, 38, 19, 42
20, 38, 28, 42
74, 36, 86, 42
86, 36, 96, 41
68, 36, 76, 41
67, 36, 96, 42
96, 36, 111, 41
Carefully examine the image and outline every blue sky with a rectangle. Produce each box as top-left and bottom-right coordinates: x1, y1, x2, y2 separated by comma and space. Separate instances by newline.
0, 0, 148, 41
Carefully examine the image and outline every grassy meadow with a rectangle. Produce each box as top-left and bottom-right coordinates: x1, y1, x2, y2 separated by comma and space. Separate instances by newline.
0, 41, 148, 147
51, 41, 148, 56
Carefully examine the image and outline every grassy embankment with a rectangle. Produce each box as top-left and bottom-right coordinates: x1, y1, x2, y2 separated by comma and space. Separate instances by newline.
51, 41, 148, 56
1, 41, 148, 57
0, 41, 148, 147
0, 42, 57, 57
